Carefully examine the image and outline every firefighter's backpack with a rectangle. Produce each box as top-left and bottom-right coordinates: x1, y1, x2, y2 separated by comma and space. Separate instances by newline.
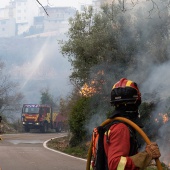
91, 121, 138, 170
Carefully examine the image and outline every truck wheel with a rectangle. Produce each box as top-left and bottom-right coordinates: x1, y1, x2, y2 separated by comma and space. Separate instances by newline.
25, 126, 30, 132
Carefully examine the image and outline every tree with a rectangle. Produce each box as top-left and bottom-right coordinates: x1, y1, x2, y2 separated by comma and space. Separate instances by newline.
60, 5, 138, 87
40, 88, 55, 107
60, 3, 170, 145
61, 2, 170, 88
0, 61, 24, 120
69, 96, 90, 146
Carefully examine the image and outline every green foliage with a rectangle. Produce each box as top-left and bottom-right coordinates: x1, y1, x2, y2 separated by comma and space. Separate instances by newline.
60, 6, 135, 86
63, 144, 88, 159
60, 4, 170, 89
60, 3, 170, 153
69, 96, 90, 146
40, 88, 55, 106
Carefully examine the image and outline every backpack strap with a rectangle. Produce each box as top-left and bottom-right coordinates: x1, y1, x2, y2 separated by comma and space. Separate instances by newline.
104, 120, 140, 156
91, 120, 140, 170
103, 120, 121, 143
126, 124, 140, 156
92, 126, 106, 170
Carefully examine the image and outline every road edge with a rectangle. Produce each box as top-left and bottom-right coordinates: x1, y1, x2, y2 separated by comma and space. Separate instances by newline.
43, 135, 87, 162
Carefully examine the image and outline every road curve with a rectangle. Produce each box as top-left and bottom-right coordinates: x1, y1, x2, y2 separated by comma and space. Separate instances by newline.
0, 132, 86, 170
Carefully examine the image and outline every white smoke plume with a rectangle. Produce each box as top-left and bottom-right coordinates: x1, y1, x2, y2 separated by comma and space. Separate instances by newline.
86, 0, 170, 165
141, 62, 170, 164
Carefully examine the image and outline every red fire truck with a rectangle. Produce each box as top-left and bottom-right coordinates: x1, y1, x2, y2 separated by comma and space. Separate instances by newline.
21, 104, 67, 133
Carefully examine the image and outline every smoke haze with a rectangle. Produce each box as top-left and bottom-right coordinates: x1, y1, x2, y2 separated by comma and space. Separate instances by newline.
86, 0, 170, 165
0, 36, 72, 106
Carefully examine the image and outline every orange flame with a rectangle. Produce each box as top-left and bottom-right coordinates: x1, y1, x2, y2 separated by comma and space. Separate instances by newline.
80, 70, 105, 97
80, 83, 96, 97
155, 113, 169, 124
159, 113, 169, 124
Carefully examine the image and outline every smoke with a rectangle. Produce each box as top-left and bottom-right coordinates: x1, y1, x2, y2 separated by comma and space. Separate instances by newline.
0, 36, 72, 110
86, 0, 170, 165
18, 37, 72, 104
157, 122, 170, 164
141, 62, 170, 99
140, 61, 170, 164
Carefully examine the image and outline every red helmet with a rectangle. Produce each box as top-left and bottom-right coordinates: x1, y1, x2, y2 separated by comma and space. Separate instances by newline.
110, 78, 141, 106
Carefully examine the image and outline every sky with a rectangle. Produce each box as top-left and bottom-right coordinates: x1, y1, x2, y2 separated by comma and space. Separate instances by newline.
0, 0, 92, 10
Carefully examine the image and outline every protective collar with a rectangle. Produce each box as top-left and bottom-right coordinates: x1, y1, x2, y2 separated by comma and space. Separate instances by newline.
109, 109, 144, 128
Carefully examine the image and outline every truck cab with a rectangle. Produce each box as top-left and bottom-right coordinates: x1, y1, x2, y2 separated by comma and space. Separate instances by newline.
22, 104, 52, 133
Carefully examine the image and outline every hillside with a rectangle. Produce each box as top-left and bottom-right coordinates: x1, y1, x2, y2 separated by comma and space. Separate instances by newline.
0, 36, 72, 104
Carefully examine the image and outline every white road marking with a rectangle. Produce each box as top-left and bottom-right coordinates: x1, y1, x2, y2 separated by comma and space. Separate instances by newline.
43, 135, 87, 162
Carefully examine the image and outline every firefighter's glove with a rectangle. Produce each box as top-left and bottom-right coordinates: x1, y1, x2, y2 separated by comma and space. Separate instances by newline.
130, 151, 152, 169
145, 142, 161, 159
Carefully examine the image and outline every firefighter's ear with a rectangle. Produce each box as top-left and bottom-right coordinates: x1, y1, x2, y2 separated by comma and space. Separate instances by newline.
0, 116, 2, 123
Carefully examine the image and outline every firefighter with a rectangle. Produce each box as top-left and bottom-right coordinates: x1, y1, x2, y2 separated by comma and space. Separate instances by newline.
104, 78, 161, 170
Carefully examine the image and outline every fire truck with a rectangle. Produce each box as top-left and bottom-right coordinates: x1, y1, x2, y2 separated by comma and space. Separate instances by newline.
21, 104, 67, 133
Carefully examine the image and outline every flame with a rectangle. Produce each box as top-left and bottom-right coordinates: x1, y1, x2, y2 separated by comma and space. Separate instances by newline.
80, 70, 105, 97
155, 113, 169, 124
159, 113, 169, 124
80, 83, 96, 97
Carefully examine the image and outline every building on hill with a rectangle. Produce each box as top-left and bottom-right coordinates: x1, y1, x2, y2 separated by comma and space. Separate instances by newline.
39, 6, 77, 34
0, 18, 16, 37
0, 1, 77, 37
33, 16, 44, 33
0, 0, 37, 37
0, 1, 16, 37
14, 0, 37, 35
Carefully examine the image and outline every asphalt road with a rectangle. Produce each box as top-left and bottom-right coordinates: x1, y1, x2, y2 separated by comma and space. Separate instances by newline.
0, 132, 86, 170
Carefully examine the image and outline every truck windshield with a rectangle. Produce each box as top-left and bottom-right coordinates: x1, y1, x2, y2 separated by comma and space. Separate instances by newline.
23, 107, 40, 114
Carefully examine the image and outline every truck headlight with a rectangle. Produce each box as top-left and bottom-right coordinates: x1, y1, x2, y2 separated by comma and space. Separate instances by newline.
35, 123, 40, 125
23, 122, 25, 124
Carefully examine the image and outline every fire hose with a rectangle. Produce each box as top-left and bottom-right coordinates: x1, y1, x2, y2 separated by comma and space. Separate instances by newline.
86, 117, 162, 170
